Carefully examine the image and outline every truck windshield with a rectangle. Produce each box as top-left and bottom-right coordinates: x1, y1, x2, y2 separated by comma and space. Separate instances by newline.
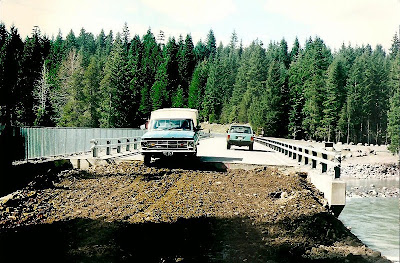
150, 119, 193, 131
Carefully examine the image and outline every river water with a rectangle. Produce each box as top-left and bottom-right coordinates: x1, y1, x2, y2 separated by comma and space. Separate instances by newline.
339, 179, 400, 262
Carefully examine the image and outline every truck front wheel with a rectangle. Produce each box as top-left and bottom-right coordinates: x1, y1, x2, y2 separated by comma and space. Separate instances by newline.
143, 154, 151, 165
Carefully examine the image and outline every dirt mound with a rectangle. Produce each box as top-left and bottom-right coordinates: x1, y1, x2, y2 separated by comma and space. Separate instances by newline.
0, 161, 390, 262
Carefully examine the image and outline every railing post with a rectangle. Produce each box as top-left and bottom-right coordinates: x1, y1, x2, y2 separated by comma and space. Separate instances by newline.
321, 153, 327, 173
298, 147, 303, 162
334, 153, 341, 178
126, 139, 130, 151
293, 146, 297, 159
117, 140, 121, 153
106, 140, 111, 155
91, 139, 98, 157
312, 151, 317, 169
304, 149, 309, 165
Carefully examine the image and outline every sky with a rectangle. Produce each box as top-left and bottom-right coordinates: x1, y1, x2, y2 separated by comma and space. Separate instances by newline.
1, 0, 399, 51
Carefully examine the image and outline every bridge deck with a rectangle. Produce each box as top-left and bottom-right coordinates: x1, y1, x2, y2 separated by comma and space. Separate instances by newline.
68, 135, 299, 168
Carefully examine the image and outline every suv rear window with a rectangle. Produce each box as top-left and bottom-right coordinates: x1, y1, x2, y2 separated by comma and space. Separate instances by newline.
230, 126, 251, 134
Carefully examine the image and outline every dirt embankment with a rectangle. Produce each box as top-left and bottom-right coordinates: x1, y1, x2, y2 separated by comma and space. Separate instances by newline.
200, 122, 231, 134
0, 161, 391, 262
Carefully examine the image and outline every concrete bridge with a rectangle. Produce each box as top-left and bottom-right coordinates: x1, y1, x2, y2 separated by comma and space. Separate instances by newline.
67, 133, 346, 216
3, 127, 345, 215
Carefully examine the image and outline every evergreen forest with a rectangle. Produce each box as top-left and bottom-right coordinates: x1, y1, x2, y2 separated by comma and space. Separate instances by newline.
0, 24, 399, 153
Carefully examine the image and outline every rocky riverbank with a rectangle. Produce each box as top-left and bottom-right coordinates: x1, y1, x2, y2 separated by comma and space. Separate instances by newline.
0, 161, 392, 262
341, 164, 399, 198
342, 164, 399, 180
346, 184, 399, 198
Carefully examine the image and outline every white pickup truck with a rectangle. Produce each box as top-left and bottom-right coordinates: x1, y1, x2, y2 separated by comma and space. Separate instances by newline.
140, 108, 201, 165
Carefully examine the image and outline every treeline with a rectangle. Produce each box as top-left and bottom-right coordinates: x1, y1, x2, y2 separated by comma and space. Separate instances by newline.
0, 24, 399, 153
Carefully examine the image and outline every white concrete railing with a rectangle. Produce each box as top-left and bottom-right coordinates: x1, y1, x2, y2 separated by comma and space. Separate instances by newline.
254, 137, 341, 178
90, 136, 142, 158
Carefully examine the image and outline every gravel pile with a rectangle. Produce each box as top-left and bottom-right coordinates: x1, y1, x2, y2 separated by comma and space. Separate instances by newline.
0, 189, 53, 228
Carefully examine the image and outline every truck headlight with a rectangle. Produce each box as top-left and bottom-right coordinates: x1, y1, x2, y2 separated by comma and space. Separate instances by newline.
141, 141, 148, 148
188, 141, 194, 148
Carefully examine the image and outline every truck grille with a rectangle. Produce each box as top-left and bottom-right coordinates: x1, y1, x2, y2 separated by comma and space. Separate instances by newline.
144, 140, 191, 150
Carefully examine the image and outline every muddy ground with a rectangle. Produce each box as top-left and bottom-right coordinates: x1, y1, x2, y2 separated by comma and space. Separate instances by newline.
0, 160, 391, 263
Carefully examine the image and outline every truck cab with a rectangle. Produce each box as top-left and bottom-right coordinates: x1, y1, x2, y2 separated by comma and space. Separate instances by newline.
140, 108, 200, 165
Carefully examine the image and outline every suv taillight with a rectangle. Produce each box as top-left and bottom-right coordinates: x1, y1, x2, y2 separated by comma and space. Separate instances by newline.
227, 135, 230, 140
251, 136, 254, 142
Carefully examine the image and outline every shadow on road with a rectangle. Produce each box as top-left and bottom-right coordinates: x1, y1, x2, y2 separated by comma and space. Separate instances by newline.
198, 156, 243, 163
0, 160, 72, 197
231, 148, 274, 153
0, 216, 272, 263
0, 212, 373, 263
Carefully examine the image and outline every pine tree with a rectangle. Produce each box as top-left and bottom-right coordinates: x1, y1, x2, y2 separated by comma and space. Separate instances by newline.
202, 57, 220, 122
0, 26, 24, 125
322, 57, 346, 141
127, 34, 144, 126
290, 37, 300, 63
82, 55, 101, 127
250, 60, 286, 136
122, 22, 130, 50
64, 30, 77, 55
139, 29, 161, 118
95, 29, 106, 56
77, 28, 96, 67
17, 28, 51, 125
288, 57, 306, 139
238, 41, 267, 123
172, 86, 184, 108
205, 29, 217, 59
151, 60, 168, 110
366, 46, 389, 144
99, 33, 132, 127
105, 30, 114, 56
164, 37, 180, 104
387, 54, 400, 153
301, 37, 332, 139
188, 61, 208, 111
279, 39, 290, 69
56, 49, 85, 127
178, 34, 195, 100
194, 40, 207, 62
389, 32, 400, 58
342, 51, 369, 143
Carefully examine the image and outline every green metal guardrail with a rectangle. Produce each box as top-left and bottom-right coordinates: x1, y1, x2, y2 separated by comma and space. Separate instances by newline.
16, 127, 146, 161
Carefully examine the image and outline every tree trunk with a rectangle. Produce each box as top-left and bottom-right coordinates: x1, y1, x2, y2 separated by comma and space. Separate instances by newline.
376, 123, 379, 145
367, 119, 370, 145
